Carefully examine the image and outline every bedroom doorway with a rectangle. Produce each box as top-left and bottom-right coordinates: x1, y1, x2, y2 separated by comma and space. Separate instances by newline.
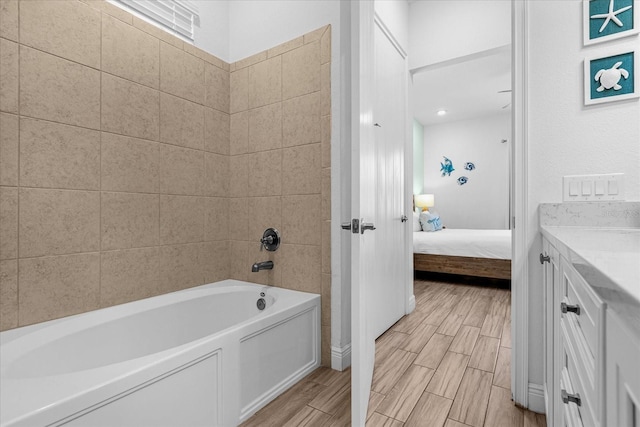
407, 0, 531, 410
407, 0, 529, 408
352, 1, 528, 422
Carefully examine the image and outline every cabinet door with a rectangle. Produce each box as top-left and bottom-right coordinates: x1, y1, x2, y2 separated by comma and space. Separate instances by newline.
606, 310, 640, 427
543, 238, 560, 424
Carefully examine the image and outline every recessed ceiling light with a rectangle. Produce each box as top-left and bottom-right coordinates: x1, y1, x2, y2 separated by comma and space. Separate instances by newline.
436, 109, 447, 116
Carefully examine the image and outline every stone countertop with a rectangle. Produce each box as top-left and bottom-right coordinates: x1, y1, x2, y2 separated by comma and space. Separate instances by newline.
540, 225, 640, 336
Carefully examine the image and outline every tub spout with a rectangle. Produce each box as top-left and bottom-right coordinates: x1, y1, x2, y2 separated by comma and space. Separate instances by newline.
252, 261, 274, 272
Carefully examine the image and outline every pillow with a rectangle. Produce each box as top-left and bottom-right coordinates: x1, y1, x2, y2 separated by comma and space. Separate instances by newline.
419, 211, 443, 232
413, 211, 421, 231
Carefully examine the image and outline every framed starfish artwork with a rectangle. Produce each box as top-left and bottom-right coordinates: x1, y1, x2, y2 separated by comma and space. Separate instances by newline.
584, 0, 638, 45
584, 49, 638, 105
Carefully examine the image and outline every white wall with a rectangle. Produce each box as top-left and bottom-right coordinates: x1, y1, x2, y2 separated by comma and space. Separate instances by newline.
193, 1, 341, 65
227, 0, 341, 62
526, 0, 640, 389
423, 113, 510, 229
192, 0, 229, 61
408, 0, 510, 70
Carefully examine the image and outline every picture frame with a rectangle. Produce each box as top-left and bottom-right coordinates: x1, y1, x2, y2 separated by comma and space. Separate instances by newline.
584, 0, 638, 45
584, 49, 638, 105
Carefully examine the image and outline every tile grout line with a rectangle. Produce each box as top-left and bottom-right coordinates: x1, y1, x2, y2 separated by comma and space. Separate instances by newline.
16, 41, 226, 111
99, 5, 103, 309
8, 111, 228, 154
279, 47, 284, 275
157, 28, 162, 277
15, 0, 21, 328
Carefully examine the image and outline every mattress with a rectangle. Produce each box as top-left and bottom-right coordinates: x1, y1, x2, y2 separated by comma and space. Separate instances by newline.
413, 229, 512, 260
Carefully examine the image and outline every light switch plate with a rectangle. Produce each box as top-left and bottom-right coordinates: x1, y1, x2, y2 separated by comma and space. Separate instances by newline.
563, 173, 624, 202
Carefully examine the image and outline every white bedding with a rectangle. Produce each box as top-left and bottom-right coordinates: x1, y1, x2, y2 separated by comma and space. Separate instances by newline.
413, 229, 512, 260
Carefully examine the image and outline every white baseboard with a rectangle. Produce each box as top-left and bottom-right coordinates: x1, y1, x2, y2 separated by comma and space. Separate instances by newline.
331, 343, 351, 371
407, 294, 416, 314
528, 383, 546, 414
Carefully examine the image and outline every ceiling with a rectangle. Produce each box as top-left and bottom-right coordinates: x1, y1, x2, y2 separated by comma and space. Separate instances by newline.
411, 46, 512, 126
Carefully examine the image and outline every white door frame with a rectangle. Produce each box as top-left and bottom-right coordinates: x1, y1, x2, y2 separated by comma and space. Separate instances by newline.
511, 0, 529, 408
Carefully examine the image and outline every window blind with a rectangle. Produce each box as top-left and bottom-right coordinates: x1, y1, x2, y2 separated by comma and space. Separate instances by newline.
111, 0, 199, 42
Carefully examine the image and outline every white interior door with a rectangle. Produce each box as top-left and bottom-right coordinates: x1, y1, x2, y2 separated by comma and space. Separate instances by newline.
370, 19, 407, 340
351, 2, 408, 425
350, 1, 377, 425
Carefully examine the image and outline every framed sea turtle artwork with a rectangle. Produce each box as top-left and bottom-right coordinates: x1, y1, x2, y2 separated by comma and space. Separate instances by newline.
584, 0, 638, 45
584, 49, 638, 105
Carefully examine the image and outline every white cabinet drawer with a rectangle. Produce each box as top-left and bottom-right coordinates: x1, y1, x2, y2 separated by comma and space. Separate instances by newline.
561, 318, 598, 427
561, 262, 604, 362
561, 370, 583, 427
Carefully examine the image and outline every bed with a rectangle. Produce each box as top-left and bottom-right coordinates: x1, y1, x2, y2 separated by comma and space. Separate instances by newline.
413, 228, 512, 280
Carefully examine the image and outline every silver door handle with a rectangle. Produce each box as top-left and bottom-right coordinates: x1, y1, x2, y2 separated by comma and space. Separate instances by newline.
342, 219, 359, 234
400, 215, 408, 222
361, 222, 376, 234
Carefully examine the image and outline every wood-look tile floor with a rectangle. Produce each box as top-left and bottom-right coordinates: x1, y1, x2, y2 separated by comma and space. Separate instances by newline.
240, 277, 547, 427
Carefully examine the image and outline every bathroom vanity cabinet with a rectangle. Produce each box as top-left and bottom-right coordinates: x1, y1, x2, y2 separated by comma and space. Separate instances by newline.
542, 236, 605, 427
540, 211, 640, 427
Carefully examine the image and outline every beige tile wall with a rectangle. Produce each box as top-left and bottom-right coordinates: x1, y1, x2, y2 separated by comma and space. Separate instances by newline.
0, 0, 332, 366
228, 26, 332, 365
0, 0, 230, 330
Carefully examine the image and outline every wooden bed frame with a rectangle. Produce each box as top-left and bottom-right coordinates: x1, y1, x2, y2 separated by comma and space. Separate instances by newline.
411, 197, 511, 280
413, 253, 511, 280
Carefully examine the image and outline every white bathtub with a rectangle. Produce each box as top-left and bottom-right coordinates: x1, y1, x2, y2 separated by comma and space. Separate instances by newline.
0, 280, 321, 427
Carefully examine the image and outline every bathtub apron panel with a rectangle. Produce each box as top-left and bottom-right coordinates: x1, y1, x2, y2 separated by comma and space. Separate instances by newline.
239, 306, 319, 421
58, 350, 222, 427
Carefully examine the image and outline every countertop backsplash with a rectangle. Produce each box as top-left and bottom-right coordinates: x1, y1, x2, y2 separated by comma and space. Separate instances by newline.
539, 201, 640, 228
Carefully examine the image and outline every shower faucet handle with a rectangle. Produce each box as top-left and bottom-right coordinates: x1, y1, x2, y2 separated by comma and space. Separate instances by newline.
260, 228, 281, 252
259, 235, 274, 251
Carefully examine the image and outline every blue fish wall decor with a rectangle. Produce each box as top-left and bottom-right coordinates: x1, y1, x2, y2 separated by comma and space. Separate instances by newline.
457, 176, 468, 186
463, 162, 475, 171
440, 157, 455, 177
